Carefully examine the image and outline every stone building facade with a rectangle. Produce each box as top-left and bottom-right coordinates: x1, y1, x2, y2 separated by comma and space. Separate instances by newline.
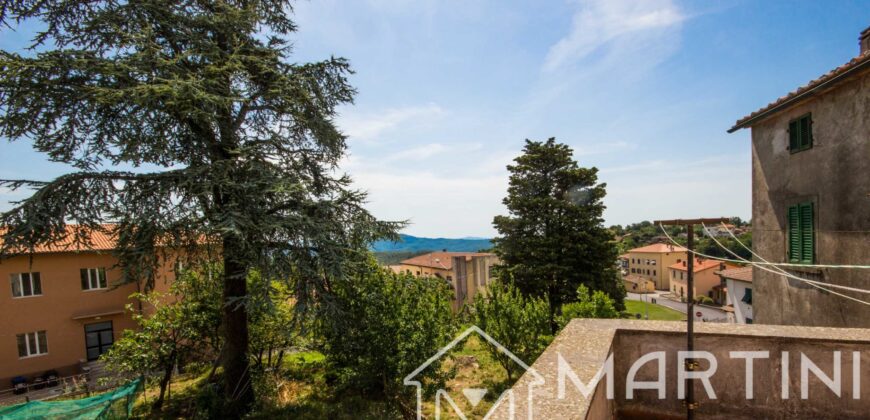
728, 26, 870, 327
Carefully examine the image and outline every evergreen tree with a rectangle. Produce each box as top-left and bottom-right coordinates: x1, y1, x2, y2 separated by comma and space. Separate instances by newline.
0, 1, 398, 413
492, 138, 624, 333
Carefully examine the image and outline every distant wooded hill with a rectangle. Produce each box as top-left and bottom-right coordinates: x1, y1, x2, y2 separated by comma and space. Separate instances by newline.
371, 234, 492, 253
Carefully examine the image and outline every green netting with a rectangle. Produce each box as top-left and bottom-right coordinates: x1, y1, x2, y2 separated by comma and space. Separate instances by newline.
0, 378, 142, 420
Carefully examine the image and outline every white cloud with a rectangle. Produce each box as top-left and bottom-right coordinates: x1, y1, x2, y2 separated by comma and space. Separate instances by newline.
351, 170, 508, 237
600, 153, 751, 226
543, 0, 685, 72
383, 143, 448, 162
574, 140, 637, 157
338, 103, 446, 142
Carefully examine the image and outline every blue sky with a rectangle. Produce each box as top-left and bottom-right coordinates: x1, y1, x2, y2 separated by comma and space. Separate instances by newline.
1, 0, 868, 238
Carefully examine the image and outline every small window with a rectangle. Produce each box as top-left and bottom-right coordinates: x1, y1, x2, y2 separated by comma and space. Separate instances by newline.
742, 288, 753, 305
10, 273, 42, 298
787, 202, 815, 264
788, 114, 812, 153
80, 268, 108, 290
17, 331, 48, 358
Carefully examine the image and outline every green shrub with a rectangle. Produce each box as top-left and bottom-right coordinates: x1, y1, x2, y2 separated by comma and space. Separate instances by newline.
695, 296, 714, 305
473, 280, 551, 382
320, 259, 456, 416
103, 269, 222, 409
558, 285, 619, 328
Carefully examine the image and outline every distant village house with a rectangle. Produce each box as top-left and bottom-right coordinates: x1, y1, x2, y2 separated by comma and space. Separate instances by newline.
391, 251, 499, 310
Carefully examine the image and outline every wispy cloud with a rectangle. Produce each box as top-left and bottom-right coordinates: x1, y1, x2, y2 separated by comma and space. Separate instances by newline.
338, 103, 446, 142
543, 0, 685, 72
383, 143, 448, 162
574, 140, 637, 157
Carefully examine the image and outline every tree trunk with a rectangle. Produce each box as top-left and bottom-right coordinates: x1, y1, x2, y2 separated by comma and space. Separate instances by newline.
154, 361, 174, 410
222, 235, 254, 415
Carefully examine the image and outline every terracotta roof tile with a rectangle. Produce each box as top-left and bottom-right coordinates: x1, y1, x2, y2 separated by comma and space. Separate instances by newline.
669, 258, 732, 273
729, 49, 870, 132
0, 224, 118, 254
716, 266, 753, 283
627, 243, 687, 254
400, 251, 494, 270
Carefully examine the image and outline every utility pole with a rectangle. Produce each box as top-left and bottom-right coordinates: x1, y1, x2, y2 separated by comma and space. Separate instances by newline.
654, 217, 730, 420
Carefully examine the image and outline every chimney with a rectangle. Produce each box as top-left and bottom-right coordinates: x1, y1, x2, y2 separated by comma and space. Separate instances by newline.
861, 26, 870, 54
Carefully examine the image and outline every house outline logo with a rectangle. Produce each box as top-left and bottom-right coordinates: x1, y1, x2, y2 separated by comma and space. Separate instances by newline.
403, 325, 546, 420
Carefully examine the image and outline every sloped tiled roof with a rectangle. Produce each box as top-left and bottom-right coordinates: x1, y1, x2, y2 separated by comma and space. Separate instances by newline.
628, 243, 687, 254
400, 251, 493, 270
669, 258, 731, 273
728, 49, 870, 132
0, 224, 118, 254
716, 266, 753, 283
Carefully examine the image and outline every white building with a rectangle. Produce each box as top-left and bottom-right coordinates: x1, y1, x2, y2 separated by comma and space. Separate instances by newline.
717, 267, 753, 324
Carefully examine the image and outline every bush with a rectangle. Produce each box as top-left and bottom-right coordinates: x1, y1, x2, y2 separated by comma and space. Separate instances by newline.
558, 285, 619, 328
695, 296, 714, 305
320, 259, 456, 416
103, 269, 222, 409
473, 280, 551, 382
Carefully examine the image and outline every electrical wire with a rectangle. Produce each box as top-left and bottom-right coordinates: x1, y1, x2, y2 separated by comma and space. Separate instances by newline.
701, 223, 870, 296
657, 223, 870, 307
704, 223, 870, 307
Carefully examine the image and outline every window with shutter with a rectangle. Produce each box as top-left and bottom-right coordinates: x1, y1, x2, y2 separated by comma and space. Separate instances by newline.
799, 202, 814, 264
788, 114, 813, 153
787, 202, 815, 264
787, 205, 800, 262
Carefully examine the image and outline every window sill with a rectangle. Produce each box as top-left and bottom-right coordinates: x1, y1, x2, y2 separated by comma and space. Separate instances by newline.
12, 294, 44, 299
18, 353, 48, 360
82, 288, 108, 292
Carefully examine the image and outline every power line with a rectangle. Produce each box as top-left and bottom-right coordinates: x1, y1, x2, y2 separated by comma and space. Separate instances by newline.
700, 223, 870, 306
657, 224, 870, 307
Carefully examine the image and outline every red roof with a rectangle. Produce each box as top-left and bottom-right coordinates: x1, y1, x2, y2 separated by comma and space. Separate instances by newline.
729, 48, 870, 132
628, 243, 687, 254
0, 224, 118, 254
716, 266, 753, 283
669, 258, 731, 273
400, 251, 494, 270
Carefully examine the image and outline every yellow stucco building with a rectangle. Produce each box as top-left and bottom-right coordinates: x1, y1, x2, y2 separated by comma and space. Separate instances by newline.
623, 244, 687, 291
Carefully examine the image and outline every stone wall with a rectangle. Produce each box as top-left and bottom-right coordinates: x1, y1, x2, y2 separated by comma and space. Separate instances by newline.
490, 319, 870, 420
750, 70, 870, 327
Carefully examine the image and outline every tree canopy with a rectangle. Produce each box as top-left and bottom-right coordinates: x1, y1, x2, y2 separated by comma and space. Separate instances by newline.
492, 138, 624, 332
0, 1, 399, 413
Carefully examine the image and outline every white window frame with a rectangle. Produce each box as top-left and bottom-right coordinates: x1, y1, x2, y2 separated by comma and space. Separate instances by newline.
82, 268, 108, 291
10, 272, 42, 298
17, 331, 48, 358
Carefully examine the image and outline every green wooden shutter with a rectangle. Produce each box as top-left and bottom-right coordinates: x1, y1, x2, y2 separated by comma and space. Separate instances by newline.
80, 268, 89, 290
799, 116, 812, 149
799, 202, 814, 264
788, 120, 799, 151
787, 205, 800, 262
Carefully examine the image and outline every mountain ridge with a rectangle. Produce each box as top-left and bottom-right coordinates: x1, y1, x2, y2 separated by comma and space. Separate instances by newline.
372, 234, 492, 253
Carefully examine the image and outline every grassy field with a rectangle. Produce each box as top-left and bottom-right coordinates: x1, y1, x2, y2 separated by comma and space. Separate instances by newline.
623, 300, 685, 321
